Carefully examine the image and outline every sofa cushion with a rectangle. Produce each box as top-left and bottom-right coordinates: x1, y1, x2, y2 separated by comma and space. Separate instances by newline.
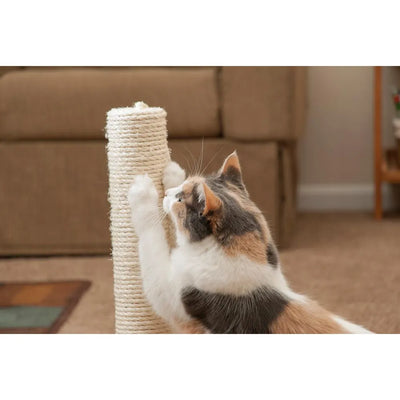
221, 67, 307, 141
0, 141, 110, 255
0, 68, 220, 140
0, 139, 280, 255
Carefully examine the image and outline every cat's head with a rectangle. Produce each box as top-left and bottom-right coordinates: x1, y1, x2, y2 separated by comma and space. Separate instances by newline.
163, 152, 277, 265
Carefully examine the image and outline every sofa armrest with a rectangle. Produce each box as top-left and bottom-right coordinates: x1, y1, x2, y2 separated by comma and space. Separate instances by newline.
221, 67, 307, 141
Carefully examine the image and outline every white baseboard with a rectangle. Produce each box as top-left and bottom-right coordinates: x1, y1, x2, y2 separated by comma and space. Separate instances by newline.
298, 183, 398, 211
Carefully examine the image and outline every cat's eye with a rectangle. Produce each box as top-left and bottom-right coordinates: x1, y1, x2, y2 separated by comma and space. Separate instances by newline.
177, 198, 182, 202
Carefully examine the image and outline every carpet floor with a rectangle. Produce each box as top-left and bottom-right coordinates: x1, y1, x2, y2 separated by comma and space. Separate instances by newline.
0, 212, 399, 333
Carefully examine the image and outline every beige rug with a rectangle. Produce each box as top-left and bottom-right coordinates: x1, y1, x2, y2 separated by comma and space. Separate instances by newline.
0, 212, 399, 333
281, 213, 400, 333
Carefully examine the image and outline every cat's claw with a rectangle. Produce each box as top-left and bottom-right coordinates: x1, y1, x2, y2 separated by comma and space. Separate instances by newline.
128, 174, 158, 208
163, 161, 186, 190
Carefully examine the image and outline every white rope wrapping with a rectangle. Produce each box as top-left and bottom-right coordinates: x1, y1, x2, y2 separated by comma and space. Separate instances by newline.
106, 101, 172, 333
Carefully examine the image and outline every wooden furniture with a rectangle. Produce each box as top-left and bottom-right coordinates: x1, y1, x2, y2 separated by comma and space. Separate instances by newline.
374, 66, 400, 219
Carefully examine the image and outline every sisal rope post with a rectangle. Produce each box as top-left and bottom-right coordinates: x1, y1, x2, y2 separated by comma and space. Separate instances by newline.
106, 101, 172, 334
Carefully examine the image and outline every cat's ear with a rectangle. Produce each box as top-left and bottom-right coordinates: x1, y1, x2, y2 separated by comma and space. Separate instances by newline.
201, 183, 222, 216
219, 151, 242, 184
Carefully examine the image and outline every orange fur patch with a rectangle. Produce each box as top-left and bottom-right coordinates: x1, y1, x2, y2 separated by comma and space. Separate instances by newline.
270, 301, 348, 334
203, 183, 222, 215
224, 231, 267, 264
171, 202, 188, 236
225, 183, 271, 244
181, 178, 204, 205
178, 321, 207, 334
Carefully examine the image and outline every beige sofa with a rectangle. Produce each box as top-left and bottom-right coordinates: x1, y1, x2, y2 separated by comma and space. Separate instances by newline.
0, 67, 307, 256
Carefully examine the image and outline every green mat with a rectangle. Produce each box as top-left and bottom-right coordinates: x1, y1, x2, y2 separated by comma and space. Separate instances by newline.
0, 306, 63, 328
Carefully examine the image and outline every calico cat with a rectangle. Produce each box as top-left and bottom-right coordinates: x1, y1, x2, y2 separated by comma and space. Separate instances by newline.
128, 152, 371, 333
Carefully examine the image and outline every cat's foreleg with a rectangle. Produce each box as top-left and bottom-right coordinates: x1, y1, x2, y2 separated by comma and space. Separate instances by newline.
128, 174, 184, 324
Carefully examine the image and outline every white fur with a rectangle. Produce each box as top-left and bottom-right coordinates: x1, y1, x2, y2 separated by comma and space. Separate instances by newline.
197, 183, 206, 203
332, 315, 372, 334
128, 161, 372, 333
128, 174, 159, 234
163, 161, 186, 190
163, 183, 183, 214
174, 236, 290, 296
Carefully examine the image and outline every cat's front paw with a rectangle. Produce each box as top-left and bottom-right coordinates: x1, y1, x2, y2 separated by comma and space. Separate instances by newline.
128, 175, 159, 233
128, 174, 158, 209
163, 161, 186, 190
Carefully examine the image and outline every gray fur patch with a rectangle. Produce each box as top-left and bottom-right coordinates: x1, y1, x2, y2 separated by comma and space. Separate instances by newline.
222, 165, 246, 191
182, 171, 265, 246
205, 177, 262, 244
266, 242, 279, 267
183, 185, 212, 241
181, 286, 288, 334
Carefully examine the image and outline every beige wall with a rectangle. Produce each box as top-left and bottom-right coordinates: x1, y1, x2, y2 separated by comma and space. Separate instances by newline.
298, 66, 400, 210
299, 67, 374, 185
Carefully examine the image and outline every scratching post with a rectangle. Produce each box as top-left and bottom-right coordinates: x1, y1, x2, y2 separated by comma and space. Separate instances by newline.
106, 101, 172, 334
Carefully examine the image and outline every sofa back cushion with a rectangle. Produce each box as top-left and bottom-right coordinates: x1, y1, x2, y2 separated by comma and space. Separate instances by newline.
0, 67, 220, 140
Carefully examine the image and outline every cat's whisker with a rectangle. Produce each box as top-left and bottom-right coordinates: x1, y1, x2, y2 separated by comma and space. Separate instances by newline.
139, 207, 168, 227
149, 209, 167, 226
156, 209, 169, 225
183, 145, 197, 176
199, 145, 224, 176
180, 153, 193, 177
193, 142, 201, 176
197, 137, 205, 177
181, 146, 192, 175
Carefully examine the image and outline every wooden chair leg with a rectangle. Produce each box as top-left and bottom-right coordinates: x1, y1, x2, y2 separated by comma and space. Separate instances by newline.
375, 178, 382, 219
374, 66, 382, 220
